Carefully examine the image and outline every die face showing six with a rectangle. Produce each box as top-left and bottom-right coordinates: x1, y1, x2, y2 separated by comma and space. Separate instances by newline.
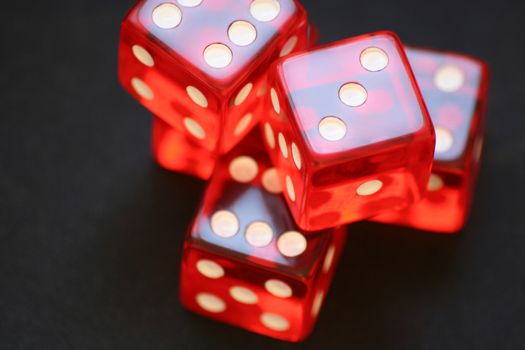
179, 130, 346, 342
263, 32, 436, 231
152, 117, 217, 179
373, 48, 489, 233
118, 0, 311, 154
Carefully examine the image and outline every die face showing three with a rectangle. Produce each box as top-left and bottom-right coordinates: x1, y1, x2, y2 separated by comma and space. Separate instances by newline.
118, 0, 311, 154
263, 32, 436, 231
373, 48, 489, 233
179, 130, 346, 342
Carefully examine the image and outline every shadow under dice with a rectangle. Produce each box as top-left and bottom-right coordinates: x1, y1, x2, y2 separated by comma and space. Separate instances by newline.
118, 0, 311, 154
373, 47, 489, 233
152, 117, 217, 179
263, 31, 435, 231
179, 130, 346, 342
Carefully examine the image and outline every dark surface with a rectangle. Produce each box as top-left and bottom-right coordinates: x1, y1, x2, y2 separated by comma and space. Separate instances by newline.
1, 1, 524, 349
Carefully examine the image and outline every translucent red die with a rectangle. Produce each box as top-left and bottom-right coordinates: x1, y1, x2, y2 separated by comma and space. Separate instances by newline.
262, 31, 436, 231
373, 47, 489, 233
179, 130, 346, 342
118, 0, 312, 154
152, 117, 216, 179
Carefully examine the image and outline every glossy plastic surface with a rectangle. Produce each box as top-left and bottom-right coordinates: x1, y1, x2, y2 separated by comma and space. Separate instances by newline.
263, 32, 435, 231
152, 117, 216, 179
118, 0, 311, 154
373, 47, 489, 233
179, 130, 346, 342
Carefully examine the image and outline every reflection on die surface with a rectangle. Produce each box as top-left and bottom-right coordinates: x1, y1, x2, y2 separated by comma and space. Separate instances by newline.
118, 0, 313, 154
373, 47, 490, 233
179, 129, 346, 342
152, 117, 217, 179
262, 31, 436, 231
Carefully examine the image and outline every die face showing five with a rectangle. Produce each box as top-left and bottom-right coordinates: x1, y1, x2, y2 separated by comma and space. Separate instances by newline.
152, 117, 217, 179
118, 0, 311, 154
179, 130, 346, 341
373, 48, 489, 233
263, 32, 436, 231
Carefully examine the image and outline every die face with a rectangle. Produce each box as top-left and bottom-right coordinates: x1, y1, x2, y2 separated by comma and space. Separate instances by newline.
190, 131, 336, 276
275, 32, 433, 159
179, 129, 346, 341
133, 0, 304, 88
373, 48, 489, 233
263, 32, 436, 230
119, 0, 310, 154
152, 117, 217, 179
405, 47, 489, 166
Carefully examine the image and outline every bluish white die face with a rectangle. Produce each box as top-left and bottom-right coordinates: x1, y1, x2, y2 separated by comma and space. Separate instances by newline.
191, 151, 331, 277
136, 0, 299, 84
277, 34, 429, 158
406, 48, 485, 163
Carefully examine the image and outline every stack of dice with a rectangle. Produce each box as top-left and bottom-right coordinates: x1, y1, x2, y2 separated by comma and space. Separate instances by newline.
118, 0, 489, 342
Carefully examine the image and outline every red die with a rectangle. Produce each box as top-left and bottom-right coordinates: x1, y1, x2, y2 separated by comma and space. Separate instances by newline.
119, 0, 312, 154
179, 130, 346, 342
152, 117, 216, 179
262, 31, 435, 231
373, 47, 489, 233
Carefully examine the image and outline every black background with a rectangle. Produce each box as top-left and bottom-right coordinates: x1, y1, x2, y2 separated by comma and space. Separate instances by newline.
1, 0, 524, 349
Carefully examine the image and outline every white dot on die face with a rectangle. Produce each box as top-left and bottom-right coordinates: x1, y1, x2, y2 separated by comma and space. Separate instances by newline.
264, 123, 276, 149
228, 21, 257, 47
278, 133, 288, 159
196, 293, 226, 313
234, 83, 253, 106
434, 65, 465, 92
356, 180, 383, 196
183, 117, 206, 139
311, 291, 324, 317
196, 259, 224, 279
270, 88, 281, 114
152, 3, 182, 29
280, 36, 298, 57
210, 210, 239, 238
285, 176, 296, 202
132, 45, 154, 67
250, 0, 281, 22
427, 173, 444, 192
234, 113, 253, 137
245, 221, 273, 247
435, 127, 454, 154
203, 43, 233, 68
262, 168, 282, 194
360, 47, 389, 72
186, 86, 208, 108
339, 82, 368, 107
229, 156, 259, 183
322, 245, 335, 273
229, 286, 258, 305
278, 231, 306, 257
291, 142, 302, 170
318, 116, 347, 141
131, 77, 154, 100
177, 0, 202, 7
265, 279, 292, 298
260, 313, 290, 331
